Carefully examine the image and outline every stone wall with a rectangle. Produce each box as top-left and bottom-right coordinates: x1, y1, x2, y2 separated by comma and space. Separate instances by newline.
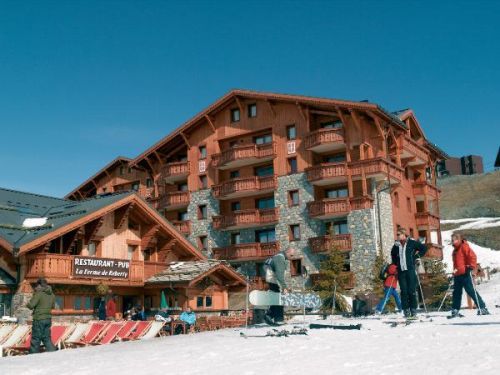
373, 183, 395, 261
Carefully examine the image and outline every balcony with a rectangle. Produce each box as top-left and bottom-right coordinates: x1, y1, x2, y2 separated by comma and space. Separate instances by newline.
304, 128, 345, 153
349, 196, 374, 210
161, 161, 190, 183
309, 234, 352, 253
349, 158, 404, 184
212, 142, 276, 170
310, 271, 355, 290
212, 175, 277, 200
170, 220, 191, 235
212, 208, 279, 230
412, 181, 440, 201
308, 198, 350, 219
400, 138, 428, 166
150, 191, 190, 211
424, 244, 443, 260
24, 254, 146, 286
415, 212, 440, 229
305, 163, 347, 186
212, 242, 280, 261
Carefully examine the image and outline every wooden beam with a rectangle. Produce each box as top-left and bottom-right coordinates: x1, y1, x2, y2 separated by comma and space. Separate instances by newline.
205, 114, 216, 132
62, 228, 81, 254
141, 224, 160, 249
144, 156, 156, 174
84, 217, 104, 244
265, 99, 276, 117
350, 110, 365, 142
153, 151, 164, 166
310, 109, 340, 117
296, 102, 306, 121
114, 203, 134, 229
234, 96, 244, 112
180, 131, 191, 149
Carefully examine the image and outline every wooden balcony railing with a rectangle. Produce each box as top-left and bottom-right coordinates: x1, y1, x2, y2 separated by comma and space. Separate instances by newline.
424, 244, 443, 260
349, 196, 374, 210
412, 181, 440, 199
304, 128, 345, 150
401, 137, 428, 162
212, 242, 280, 261
161, 161, 190, 181
309, 234, 352, 253
415, 212, 440, 229
212, 142, 276, 168
25, 254, 146, 284
306, 163, 347, 183
349, 158, 404, 183
310, 271, 355, 290
212, 208, 279, 229
150, 191, 190, 210
170, 220, 191, 235
212, 176, 277, 199
307, 198, 350, 218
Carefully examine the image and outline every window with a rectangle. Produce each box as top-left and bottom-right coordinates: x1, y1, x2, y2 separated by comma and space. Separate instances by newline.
289, 190, 299, 206
320, 120, 342, 129
287, 157, 298, 174
199, 236, 208, 251
230, 170, 240, 179
205, 296, 212, 308
248, 103, 257, 118
128, 167, 132, 174
131, 182, 140, 191
254, 164, 274, 177
255, 228, 276, 243
197, 296, 204, 308
231, 232, 241, 245
323, 154, 346, 163
407, 197, 412, 211
196, 296, 213, 308
394, 192, 399, 208
290, 259, 303, 277
199, 145, 207, 159
88, 242, 96, 256
289, 224, 301, 241
198, 205, 207, 220
229, 140, 238, 148
231, 201, 241, 211
142, 248, 151, 261
54, 296, 64, 310
256, 196, 275, 209
286, 125, 297, 140
119, 166, 125, 175
73, 296, 82, 310
325, 187, 348, 199
84, 296, 92, 310
127, 245, 136, 260
326, 220, 348, 235
178, 211, 188, 221
200, 175, 208, 189
178, 182, 188, 192
253, 134, 272, 145
231, 108, 240, 122
146, 178, 153, 188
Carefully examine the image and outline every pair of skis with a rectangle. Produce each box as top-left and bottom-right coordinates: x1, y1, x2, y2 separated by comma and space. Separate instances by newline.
240, 327, 308, 338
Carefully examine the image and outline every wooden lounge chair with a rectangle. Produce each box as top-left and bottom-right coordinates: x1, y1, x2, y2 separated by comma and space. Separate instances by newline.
139, 321, 165, 340
122, 321, 151, 341
0, 325, 31, 357
51, 324, 73, 350
0, 324, 16, 344
116, 321, 137, 341
93, 322, 125, 345
63, 322, 89, 348
71, 321, 109, 347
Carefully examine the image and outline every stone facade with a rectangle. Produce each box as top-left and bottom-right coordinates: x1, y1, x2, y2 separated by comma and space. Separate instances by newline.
373, 183, 395, 261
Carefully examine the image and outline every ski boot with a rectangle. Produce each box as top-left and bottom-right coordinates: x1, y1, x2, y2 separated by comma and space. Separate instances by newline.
264, 314, 277, 326
407, 309, 418, 321
448, 309, 464, 319
403, 309, 412, 319
478, 308, 490, 315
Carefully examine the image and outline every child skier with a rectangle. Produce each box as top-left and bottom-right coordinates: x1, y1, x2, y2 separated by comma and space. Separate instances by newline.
450, 233, 490, 318
375, 263, 402, 314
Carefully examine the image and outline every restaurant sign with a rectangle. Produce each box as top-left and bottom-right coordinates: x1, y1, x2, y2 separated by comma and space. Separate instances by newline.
73, 256, 130, 279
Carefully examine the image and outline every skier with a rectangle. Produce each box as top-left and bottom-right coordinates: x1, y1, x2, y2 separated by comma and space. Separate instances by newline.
375, 263, 402, 314
263, 247, 295, 325
450, 233, 489, 318
391, 228, 427, 319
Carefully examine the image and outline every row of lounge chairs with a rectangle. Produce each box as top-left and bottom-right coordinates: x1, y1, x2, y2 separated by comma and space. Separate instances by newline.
0, 320, 165, 357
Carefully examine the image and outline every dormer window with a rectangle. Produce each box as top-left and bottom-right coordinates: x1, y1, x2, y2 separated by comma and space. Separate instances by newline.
248, 103, 257, 118
231, 108, 240, 122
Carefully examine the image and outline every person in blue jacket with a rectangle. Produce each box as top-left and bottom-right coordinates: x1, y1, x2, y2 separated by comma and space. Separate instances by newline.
177, 307, 196, 333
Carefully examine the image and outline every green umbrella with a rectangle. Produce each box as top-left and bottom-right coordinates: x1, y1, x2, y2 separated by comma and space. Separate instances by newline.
160, 290, 168, 309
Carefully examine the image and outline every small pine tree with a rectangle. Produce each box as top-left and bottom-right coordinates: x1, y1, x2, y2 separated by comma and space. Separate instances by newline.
422, 259, 452, 309
312, 245, 350, 313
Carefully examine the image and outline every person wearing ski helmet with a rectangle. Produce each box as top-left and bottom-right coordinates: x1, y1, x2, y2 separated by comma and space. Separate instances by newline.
391, 228, 427, 318
450, 233, 489, 318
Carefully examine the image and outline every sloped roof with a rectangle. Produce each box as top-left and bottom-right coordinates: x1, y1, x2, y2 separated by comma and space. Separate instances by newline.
146, 260, 246, 286
0, 268, 16, 287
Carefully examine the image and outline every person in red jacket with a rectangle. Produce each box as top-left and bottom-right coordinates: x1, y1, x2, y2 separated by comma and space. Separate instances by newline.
375, 263, 402, 314
106, 294, 117, 320
450, 234, 489, 318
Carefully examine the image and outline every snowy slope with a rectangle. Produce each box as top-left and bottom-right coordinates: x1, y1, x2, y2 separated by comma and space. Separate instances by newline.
2, 276, 500, 375
441, 217, 500, 272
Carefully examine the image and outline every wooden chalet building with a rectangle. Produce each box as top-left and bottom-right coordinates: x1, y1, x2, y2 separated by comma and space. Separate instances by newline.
66, 90, 447, 292
0, 188, 245, 320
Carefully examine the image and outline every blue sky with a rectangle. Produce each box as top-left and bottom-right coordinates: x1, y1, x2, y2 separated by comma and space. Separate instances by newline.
1, 0, 499, 197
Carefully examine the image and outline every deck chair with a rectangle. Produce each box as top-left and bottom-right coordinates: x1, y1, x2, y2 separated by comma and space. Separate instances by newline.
51, 324, 73, 350
94, 322, 125, 345
0, 324, 16, 344
73, 321, 109, 346
139, 321, 165, 340
116, 321, 137, 341
122, 321, 151, 341
0, 325, 31, 357
63, 322, 89, 348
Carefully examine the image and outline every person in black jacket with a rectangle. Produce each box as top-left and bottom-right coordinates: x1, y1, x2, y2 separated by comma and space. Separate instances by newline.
391, 228, 427, 318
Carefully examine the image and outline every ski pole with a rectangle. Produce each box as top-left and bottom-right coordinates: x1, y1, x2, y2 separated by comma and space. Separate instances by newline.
437, 282, 453, 312
469, 270, 482, 315
415, 266, 428, 315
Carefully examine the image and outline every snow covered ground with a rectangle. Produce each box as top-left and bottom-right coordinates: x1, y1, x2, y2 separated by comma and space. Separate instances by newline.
2, 274, 500, 375
441, 217, 500, 272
